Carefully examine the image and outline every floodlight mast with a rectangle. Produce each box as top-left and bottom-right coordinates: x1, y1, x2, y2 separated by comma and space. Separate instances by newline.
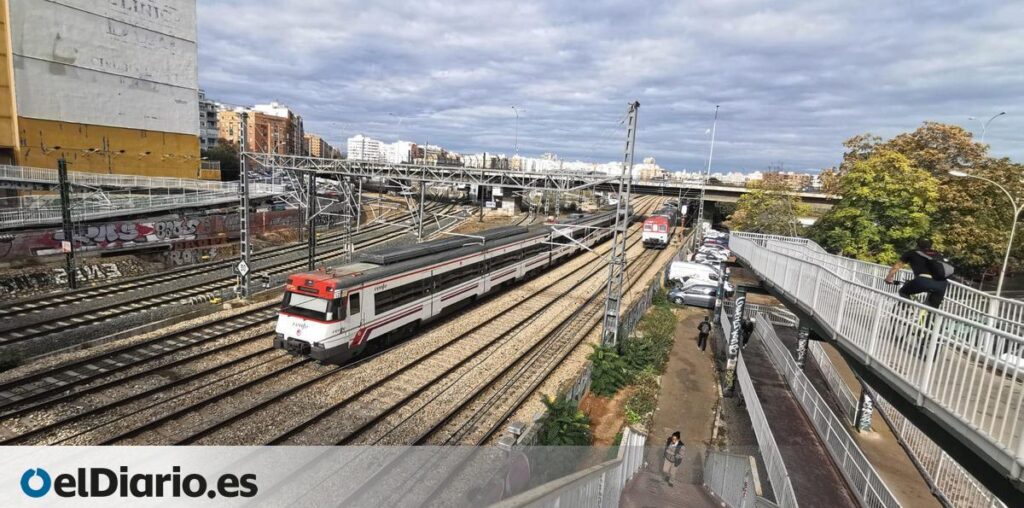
601, 101, 640, 347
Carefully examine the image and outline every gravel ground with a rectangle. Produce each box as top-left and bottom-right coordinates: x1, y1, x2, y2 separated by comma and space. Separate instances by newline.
0, 296, 278, 383
186, 200, 658, 445
0, 206, 442, 359
497, 217, 682, 442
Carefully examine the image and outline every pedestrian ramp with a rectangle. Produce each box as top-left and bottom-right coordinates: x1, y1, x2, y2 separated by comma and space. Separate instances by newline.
729, 232, 1024, 495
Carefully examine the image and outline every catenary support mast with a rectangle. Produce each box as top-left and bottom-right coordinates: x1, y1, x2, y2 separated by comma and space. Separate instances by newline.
601, 101, 640, 347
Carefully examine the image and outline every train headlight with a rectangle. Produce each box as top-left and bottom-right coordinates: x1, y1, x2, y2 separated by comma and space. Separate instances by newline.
313, 342, 325, 349
276, 333, 285, 341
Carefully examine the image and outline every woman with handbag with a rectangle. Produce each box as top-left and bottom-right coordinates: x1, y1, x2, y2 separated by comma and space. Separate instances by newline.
662, 431, 684, 486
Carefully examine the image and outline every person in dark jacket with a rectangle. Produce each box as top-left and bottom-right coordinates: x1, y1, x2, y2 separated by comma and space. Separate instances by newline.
697, 316, 711, 351
741, 318, 755, 346
885, 238, 949, 309
662, 431, 684, 485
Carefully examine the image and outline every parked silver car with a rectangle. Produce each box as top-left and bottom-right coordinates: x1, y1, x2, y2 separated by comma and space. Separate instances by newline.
668, 284, 718, 309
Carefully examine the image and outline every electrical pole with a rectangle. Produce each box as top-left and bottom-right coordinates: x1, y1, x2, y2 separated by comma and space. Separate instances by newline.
696, 105, 719, 230
417, 180, 427, 241
57, 158, 77, 289
236, 112, 252, 299
307, 171, 317, 270
601, 101, 639, 347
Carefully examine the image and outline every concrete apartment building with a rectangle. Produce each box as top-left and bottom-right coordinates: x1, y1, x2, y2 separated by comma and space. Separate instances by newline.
304, 133, 338, 158
218, 104, 304, 155
0, 0, 202, 178
199, 90, 219, 151
347, 134, 384, 162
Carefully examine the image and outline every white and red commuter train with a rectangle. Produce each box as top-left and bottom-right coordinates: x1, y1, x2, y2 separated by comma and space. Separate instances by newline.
642, 202, 684, 249
275, 211, 627, 364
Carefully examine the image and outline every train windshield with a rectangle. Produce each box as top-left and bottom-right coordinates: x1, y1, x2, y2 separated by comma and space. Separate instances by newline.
282, 292, 344, 322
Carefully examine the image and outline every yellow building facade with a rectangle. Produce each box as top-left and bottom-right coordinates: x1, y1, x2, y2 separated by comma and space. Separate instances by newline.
0, 0, 201, 179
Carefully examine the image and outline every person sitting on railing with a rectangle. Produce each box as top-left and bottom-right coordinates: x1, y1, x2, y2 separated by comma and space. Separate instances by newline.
884, 238, 951, 309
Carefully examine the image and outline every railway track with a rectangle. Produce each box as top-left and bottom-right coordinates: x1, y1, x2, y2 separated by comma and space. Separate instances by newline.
0, 204, 462, 351
0, 203, 446, 320
162, 198, 662, 447
0, 197, 664, 446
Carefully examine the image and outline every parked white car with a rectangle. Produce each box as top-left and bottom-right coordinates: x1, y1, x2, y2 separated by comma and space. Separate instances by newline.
668, 261, 720, 282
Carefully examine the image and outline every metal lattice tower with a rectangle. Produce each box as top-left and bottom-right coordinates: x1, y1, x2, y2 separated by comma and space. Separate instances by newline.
236, 112, 252, 299
601, 101, 640, 347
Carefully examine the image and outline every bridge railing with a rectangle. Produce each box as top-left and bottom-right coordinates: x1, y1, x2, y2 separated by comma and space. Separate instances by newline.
755, 314, 901, 508
737, 350, 799, 508
730, 233, 1024, 480
737, 232, 1024, 339
489, 426, 647, 508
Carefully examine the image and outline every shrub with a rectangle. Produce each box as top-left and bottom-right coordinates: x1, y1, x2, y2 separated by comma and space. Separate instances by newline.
624, 370, 660, 427
588, 344, 630, 397
537, 394, 592, 446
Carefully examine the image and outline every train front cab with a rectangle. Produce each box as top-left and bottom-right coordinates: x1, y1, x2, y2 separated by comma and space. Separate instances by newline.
276, 279, 363, 364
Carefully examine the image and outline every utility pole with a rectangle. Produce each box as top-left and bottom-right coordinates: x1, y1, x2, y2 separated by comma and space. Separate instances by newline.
236, 112, 252, 299
307, 172, 317, 270
696, 105, 719, 229
601, 101, 639, 347
57, 158, 77, 289
417, 180, 427, 241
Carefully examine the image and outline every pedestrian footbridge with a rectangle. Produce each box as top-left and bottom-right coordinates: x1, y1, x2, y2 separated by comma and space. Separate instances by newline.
0, 165, 283, 229
729, 232, 1024, 498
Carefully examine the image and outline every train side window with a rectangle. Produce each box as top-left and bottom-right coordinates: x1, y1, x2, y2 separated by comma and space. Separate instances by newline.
350, 293, 360, 315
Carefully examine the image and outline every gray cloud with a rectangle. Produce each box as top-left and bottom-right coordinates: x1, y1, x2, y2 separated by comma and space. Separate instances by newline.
198, 0, 1024, 171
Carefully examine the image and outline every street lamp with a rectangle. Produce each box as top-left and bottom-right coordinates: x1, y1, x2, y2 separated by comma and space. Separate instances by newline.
511, 106, 519, 158
949, 169, 1023, 297
968, 112, 1006, 144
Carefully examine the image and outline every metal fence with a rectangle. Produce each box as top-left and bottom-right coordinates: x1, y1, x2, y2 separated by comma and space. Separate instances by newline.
755, 314, 901, 508
871, 391, 1008, 508
737, 351, 799, 508
730, 233, 1024, 479
704, 451, 777, 508
724, 301, 799, 328
737, 231, 1024, 343
491, 426, 648, 508
806, 342, 860, 425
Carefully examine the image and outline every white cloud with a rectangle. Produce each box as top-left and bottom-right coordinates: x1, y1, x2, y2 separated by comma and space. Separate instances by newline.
198, 0, 1024, 171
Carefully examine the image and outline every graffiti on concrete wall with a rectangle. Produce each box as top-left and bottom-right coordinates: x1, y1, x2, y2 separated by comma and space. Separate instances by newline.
0, 209, 300, 261
0, 262, 125, 297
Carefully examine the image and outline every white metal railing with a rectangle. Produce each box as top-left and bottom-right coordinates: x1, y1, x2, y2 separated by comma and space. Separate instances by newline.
490, 426, 647, 508
731, 233, 1024, 479
754, 314, 901, 508
737, 351, 799, 508
725, 301, 799, 328
738, 232, 1024, 339
0, 183, 284, 229
807, 342, 860, 425
872, 390, 1009, 508
704, 451, 765, 508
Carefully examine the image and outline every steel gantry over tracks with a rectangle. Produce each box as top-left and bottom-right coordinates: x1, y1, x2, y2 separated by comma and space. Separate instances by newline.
728, 231, 1024, 502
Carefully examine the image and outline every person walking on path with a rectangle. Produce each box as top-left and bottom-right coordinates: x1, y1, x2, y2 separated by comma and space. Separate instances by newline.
662, 431, 685, 486
696, 316, 711, 351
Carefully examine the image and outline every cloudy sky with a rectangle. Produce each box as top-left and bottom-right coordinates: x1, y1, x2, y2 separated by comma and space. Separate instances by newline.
197, 0, 1024, 172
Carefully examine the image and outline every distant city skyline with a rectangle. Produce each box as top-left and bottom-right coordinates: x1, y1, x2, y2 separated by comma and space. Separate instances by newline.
198, 1, 1022, 171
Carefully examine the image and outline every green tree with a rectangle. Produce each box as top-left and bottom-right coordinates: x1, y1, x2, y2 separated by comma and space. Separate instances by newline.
536, 394, 592, 446
202, 139, 241, 174
824, 123, 1024, 277
811, 150, 938, 264
729, 180, 810, 235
